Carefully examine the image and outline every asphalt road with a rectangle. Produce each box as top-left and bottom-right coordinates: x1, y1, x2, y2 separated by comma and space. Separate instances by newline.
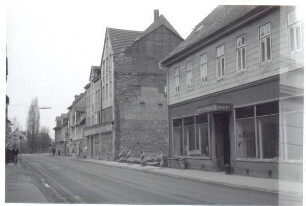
16, 154, 301, 205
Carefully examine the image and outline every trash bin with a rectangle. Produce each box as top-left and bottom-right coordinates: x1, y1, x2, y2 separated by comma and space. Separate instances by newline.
224, 164, 231, 174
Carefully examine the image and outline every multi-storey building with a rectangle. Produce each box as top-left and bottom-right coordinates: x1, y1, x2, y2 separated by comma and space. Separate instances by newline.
84, 66, 103, 158
84, 10, 183, 160
67, 93, 86, 156
160, 6, 303, 181
53, 113, 68, 155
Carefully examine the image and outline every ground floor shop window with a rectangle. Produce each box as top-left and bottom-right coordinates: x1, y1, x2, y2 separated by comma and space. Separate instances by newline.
235, 101, 279, 160
172, 114, 210, 157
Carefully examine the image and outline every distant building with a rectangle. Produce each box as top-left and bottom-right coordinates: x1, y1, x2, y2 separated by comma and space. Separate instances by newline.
53, 114, 68, 155
84, 10, 183, 160
160, 6, 303, 181
6, 46, 11, 145
67, 93, 86, 157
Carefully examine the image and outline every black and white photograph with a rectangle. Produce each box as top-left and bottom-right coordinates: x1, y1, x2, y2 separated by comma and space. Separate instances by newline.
4, 0, 304, 205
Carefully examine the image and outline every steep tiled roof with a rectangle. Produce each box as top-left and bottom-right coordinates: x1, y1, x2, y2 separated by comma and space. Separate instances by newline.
161, 5, 266, 65
68, 93, 85, 110
134, 15, 183, 42
108, 28, 142, 53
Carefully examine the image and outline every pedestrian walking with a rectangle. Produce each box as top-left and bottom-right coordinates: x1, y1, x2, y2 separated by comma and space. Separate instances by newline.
12, 146, 19, 164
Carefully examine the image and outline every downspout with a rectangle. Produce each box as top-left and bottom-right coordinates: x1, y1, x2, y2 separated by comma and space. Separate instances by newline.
159, 62, 171, 158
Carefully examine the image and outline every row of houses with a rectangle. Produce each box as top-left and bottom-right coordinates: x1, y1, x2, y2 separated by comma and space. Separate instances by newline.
54, 6, 303, 182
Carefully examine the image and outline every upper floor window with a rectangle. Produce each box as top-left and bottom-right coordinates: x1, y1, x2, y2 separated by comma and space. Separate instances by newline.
200, 54, 208, 84
259, 23, 271, 64
288, 10, 302, 53
236, 35, 246, 72
186, 61, 193, 89
216, 45, 225, 79
174, 67, 180, 94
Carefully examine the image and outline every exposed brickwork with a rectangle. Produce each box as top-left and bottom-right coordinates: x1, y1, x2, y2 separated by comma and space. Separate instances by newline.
113, 25, 182, 158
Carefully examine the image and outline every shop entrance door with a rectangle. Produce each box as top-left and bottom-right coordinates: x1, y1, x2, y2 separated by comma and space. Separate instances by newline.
214, 113, 230, 171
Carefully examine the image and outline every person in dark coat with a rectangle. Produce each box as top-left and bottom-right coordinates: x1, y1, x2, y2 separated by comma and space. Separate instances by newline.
12, 146, 19, 164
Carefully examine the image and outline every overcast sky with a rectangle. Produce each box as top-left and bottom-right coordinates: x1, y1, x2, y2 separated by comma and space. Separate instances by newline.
6, 0, 218, 139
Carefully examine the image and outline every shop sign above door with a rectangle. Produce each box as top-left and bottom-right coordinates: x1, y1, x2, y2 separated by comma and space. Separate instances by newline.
197, 104, 232, 113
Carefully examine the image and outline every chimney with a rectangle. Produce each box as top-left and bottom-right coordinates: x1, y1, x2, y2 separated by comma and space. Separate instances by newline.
154, 9, 159, 21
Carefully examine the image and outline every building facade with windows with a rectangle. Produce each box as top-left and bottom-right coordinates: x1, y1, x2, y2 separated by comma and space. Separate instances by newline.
85, 10, 183, 160
84, 66, 103, 158
160, 6, 303, 181
67, 93, 86, 157
53, 113, 69, 156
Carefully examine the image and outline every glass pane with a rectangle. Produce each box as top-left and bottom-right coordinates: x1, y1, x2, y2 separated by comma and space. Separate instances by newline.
261, 40, 266, 62
196, 124, 209, 156
196, 114, 208, 124
221, 57, 225, 76
236, 106, 254, 119
173, 127, 183, 156
266, 37, 271, 61
236, 118, 256, 158
241, 36, 245, 45
201, 54, 207, 64
237, 49, 241, 70
184, 116, 194, 126
217, 59, 221, 77
282, 112, 303, 160
256, 101, 279, 116
257, 114, 279, 159
290, 27, 295, 52
184, 125, 195, 156
173, 118, 183, 127
242, 48, 246, 70
296, 26, 301, 50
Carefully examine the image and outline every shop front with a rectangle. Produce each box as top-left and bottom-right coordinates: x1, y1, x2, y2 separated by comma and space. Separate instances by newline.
168, 75, 303, 181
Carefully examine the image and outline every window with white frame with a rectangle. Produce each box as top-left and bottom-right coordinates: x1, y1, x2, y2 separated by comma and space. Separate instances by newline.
174, 67, 180, 93
172, 114, 210, 157
288, 10, 302, 53
200, 54, 208, 84
216, 45, 225, 79
235, 101, 279, 159
236, 35, 246, 72
186, 61, 193, 89
259, 23, 272, 64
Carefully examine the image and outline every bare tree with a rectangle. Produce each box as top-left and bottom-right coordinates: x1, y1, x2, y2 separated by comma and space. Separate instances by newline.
26, 97, 40, 153
40, 126, 50, 134
10, 116, 21, 132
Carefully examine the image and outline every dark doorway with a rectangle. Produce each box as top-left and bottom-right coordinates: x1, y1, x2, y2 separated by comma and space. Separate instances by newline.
214, 113, 230, 170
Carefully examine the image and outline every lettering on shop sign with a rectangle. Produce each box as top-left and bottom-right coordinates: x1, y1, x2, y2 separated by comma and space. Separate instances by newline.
197, 104, 232, 113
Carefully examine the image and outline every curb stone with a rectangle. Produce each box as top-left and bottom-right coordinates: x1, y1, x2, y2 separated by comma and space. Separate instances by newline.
70, 157, 302, 198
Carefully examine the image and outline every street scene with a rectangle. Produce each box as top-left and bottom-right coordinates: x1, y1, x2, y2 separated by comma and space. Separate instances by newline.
5, 2, 303, 205
5, 153, 302, 204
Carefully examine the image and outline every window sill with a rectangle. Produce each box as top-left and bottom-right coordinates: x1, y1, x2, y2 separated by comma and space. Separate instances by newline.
173, 155, 211, 160
260, 60, 272, 67
217, 76, 225, 81
236, 158, 302, 164
236, 158, 278, 163
236, 69, 246, 75
289, 50, 302, 56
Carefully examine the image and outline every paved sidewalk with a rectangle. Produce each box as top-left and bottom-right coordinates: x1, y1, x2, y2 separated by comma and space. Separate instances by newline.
67, 156, 303, 197
5, 163, 48, 203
